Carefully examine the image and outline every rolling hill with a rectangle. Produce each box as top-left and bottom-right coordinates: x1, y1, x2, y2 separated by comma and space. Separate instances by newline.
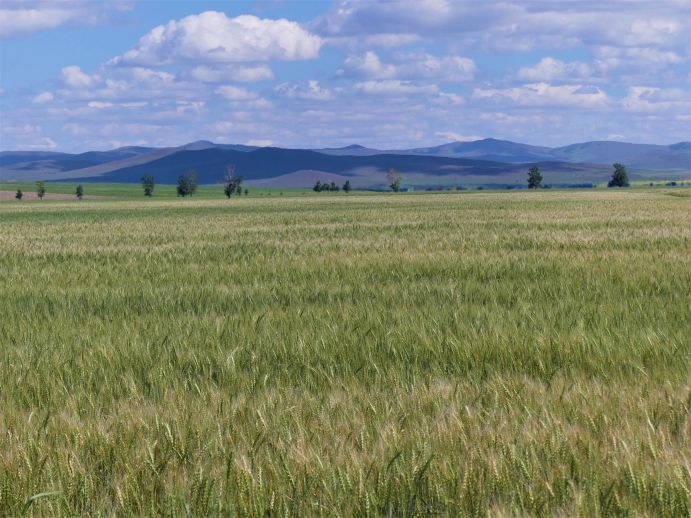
1, 138, 688, 188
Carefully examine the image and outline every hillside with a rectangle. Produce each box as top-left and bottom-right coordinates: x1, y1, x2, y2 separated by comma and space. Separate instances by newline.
1, 138, 688, 187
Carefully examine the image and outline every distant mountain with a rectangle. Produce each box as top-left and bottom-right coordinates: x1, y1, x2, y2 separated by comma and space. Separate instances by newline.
313, 138, 691, 169
0, 151, 71, 167
0, 146, 158, 179
76, 147, 514, 185
314, 144, 383, 156
549, 141, 691, 169
2, 138, 688, 187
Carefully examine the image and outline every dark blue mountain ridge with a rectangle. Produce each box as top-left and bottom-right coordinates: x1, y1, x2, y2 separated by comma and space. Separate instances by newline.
1, 138, 689, 185
78, 147, 515, 184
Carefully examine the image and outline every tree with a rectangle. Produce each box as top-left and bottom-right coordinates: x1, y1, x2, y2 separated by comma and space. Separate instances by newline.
141, 175, 155, 197
608, 163, 629, 187
343, 180, 352, 193
36, 181, 46, 200
76, 185, 84, 200
386, 168, 402, 192
177, 170, 198, 197
527, 165, 543, 189
223, 165, 243, 199
244, 188, 249, 196
313, 180, 322, 192
330, 182, 338, 192
15, 189, 23, 200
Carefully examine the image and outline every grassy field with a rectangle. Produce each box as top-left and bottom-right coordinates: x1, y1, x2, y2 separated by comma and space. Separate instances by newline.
0, 181, 311, 199
1, 190, 689, 516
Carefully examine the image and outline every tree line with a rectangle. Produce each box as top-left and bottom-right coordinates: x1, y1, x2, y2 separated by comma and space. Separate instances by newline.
11, 162, 636, 201
526, 163, 629, 189
313, 180, 352, 193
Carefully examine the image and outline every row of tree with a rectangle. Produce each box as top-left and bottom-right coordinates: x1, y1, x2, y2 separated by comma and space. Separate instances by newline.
313, 180, 352, 192
15, 182, 82, 200
527, 163, 629, 189
13, 163, 633, 201
138, 169, 248, 198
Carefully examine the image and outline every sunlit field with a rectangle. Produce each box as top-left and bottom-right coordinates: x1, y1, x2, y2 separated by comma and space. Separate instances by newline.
1, 190, 689, 516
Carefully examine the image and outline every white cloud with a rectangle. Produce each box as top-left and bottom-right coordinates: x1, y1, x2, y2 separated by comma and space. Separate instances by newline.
190, 65, 274, 83
112, 12, 322, 66
32, 91, 54, 104
622, 86, 691, 113
87, 101, 113, 109
0, 1, 130, 38
275, 80, 334, 100
355, 80, 440, 95
0, 5, 75, 38
341, 51, 475, 81
313, 1, 690, 52
473, 82, 609, 108
22, 137, 58, 149
246, 139, 273, 147
61, 66, 98, 88
434, 131, 484, 142
517, 57, 591, 82
215, 85, 259, 101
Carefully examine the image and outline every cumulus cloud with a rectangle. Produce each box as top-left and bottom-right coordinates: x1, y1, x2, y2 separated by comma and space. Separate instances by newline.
112, 12, 322, 66
517, 58, 591, 82
474, 83, 609, 108
275, 80, 334, 100
434, 131, 484, 142
355, 80, 441, 95
622, 86, 691, 113
32, 91, 54, 104
0, 1, 130, 38
313, 1, 690, 51
340, 51, 475, 81
61, 66, 98, 88
87, 101, 114, 109
189, 65, 274, 83
215, 85, 259, 101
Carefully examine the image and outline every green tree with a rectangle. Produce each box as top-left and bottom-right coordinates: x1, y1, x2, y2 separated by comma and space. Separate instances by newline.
141, 175, 155, 197
36, 181, 46, 200
223, 166, 243, 199
343, 180, 352, 193
313, 180, 322, 192
386, 168, 402, 192
244, 188, 249, 196
608, 163, 629, 187
177, 170, 198, 197
15, 189, 23, 200
527, 165, 543, 189
76, 185, 84, 200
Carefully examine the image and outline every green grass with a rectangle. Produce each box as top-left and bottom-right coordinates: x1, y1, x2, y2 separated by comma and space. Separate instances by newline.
1, 190, 689, 516
0, 181, 310, 199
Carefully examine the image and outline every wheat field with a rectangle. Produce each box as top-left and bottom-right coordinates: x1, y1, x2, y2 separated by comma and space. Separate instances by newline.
1, 189, 689, 516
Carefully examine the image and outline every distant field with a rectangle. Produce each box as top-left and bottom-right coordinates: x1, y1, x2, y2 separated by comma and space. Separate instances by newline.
2, 179, 689, 200
1, 190, 689, 516
0, 181, 309, 199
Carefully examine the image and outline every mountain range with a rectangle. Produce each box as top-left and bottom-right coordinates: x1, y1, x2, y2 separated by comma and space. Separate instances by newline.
2, 138, 689, 189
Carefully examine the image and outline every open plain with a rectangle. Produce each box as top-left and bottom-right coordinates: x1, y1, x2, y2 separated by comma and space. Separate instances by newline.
1, 189, 689, 516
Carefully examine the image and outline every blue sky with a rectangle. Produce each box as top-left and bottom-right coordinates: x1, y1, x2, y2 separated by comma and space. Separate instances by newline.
1, 0, 689, 152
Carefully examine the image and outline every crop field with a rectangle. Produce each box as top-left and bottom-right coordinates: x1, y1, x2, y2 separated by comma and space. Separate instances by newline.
1, 189, 689, 516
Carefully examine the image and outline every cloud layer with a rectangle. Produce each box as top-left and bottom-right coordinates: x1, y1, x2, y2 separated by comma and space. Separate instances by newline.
1, 1, 689, 151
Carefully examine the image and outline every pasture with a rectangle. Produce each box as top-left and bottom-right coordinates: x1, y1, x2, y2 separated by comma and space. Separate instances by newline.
1, 189, 689, 516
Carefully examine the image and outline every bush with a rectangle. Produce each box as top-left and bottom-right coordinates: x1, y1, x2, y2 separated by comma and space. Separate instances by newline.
36, 181, 46, 200
608, 163, 629, 188
177, 171, 198, 197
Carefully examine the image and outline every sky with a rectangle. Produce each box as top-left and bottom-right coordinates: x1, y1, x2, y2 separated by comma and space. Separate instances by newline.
0, 0, 690, 152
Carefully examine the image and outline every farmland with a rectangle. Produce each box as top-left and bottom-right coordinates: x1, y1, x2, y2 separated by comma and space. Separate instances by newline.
1, 189, 689, 516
